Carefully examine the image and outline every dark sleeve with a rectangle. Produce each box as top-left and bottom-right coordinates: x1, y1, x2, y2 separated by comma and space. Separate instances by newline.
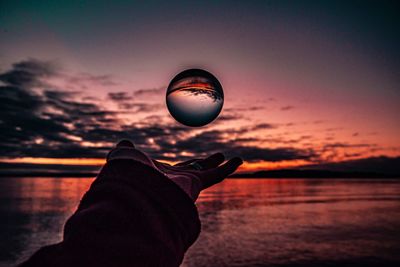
19, 159, 201, 267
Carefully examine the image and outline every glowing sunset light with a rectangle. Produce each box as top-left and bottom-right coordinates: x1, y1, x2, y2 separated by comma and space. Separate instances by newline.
0, 158, 105, 166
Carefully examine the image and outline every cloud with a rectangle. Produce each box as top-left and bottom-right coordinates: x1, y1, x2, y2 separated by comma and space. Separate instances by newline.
281, 105, 295, 111
154, 129, 315, 162
322, 143, 375, 149
67, 73, 119, 87
0, 58, 58, 88
231, 146, 314, 162
224, 106, 265, 112
108, 91, 163, 112
108, 92, 133, 102
0, 59, 179, 159
0, 59, 120, 158
215, 123, 275, 136
133, 87, 164, 97
250, 123, 275, 131
215, 113, 243, 122
117, 102, 163, 113
0, 59, 317, 163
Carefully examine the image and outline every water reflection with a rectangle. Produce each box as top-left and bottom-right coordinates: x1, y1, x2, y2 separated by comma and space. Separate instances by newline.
0, 178, 93, 266
0, 178, 399, 267
185, 179, 400, 267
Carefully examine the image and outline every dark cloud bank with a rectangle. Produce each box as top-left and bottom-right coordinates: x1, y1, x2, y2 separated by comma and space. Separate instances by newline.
1, 59, 398, 175
0, 59, 314, 163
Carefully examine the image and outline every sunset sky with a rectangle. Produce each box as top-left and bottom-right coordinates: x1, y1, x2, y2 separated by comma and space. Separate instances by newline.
0, 1, 399, 173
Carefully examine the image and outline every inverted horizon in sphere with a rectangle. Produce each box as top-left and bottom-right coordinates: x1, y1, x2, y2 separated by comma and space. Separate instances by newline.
166, 69, 224, 127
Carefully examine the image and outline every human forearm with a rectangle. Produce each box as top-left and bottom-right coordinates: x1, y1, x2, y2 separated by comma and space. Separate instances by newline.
20, 160, 201, 267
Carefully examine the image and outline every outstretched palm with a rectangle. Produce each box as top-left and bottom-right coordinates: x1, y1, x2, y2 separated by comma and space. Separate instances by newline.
153, 153, 242, 190
114, 140, 242, 200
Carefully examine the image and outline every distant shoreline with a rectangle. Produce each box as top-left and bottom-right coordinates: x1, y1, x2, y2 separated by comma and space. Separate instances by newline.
229, 169, 400, 179
0, 172, 98, 178
1, 156, 399, 179
1, 169, 399, 179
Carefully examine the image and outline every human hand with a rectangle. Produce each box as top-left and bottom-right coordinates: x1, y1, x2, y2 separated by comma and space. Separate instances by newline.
107, 140, 243, 201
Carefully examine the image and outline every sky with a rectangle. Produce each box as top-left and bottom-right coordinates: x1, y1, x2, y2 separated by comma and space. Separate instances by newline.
0, 0, 399, 172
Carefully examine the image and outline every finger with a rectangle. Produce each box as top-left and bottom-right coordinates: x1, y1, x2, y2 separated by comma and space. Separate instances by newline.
174, 158, 202, 167
201, 157, 243, 189
152, 159, 171, 168
107, 140, 135, 161
150, 159, 176, 174
197, 153, 225, 170
116, 139, 135, 148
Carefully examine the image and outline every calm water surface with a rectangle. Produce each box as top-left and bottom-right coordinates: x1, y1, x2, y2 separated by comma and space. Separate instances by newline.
0, 178, 399, 267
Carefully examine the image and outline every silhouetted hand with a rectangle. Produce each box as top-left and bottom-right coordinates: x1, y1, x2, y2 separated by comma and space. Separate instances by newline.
107, 140, 243, 200
21, 140, 240, 266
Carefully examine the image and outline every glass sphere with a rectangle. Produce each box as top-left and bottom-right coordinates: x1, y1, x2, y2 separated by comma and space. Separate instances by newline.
166, 69, 224, 127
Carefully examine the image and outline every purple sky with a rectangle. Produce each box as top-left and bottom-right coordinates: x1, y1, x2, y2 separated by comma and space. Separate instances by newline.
0, 1, 399, 171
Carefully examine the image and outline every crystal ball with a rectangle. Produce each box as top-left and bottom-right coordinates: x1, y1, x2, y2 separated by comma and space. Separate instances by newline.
166, 69, 224, 127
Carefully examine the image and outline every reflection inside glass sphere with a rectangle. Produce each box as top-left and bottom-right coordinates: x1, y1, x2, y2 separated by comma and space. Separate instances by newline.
166, 69, 224, 127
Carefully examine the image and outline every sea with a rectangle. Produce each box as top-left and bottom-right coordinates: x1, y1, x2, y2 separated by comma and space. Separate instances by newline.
0, 178, 399, 267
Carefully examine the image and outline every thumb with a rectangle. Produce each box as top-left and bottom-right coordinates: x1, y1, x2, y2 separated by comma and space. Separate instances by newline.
116, 139, 135, 148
